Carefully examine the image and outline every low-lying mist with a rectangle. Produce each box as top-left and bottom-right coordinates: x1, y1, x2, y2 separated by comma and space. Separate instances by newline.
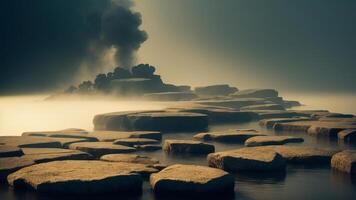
0, 92, 355, 136
0, 95, 166, 136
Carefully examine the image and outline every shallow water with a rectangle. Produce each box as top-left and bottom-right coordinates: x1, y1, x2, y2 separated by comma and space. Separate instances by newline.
0, 94, 356, 200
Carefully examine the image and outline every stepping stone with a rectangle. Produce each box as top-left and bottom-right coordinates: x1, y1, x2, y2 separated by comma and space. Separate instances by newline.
88, 131, 161, 142
338, 129, 356, 144
331, 150, 356, 174
143, 92, 198, 101
198, 98, 270, 110
22, 128, 90, 139
150, 164, 234, 195
259, 118, 311, 129
194, 84, 238, 97
240, 103, 285, 111
101, 154, 159, 165
208, 148, 286, 171
0, 146, 23, 158
134, 144, 162, 151
274, 120, 356, 134
307, 125, 356, 138
68, 142, 135, 157
0, 136, 61, 148
93, 111, 209, 132
231, 89, 278, 98
253, 146, 337, 164
164, 140, 215, 154
194, 129, 264, 143
245, 136, 304, 147
256, 110, 310, 119
7, 160, 157, 194
26, 136, 97, 148
0, 148, 92, 182
113, 138, 160, 147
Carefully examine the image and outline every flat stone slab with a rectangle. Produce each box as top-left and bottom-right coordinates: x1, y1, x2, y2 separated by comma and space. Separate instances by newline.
101, 154, 159, 165
240, 103, 285, 111
0, 148, 92, 182
0, 146, 23, 158
113, 138, 160, 147
208, 148, 286, 171
93, 111, 209, 132
194, 129, 265, 143
7, 160, 158, 194
259, 117, 311, 129
22, 128, 90, 139
197, 98, 271, 110
0, 136, 61, 148
164, 140, 215, 154
194, 84, 238, 97
231, 89, 278, 98
245, 136, 304, 147
143, 92, 198, 101
150, 164, 234, 195
253, 146, 337, 164
134, 144, 162, 151
68, 142, 136, 157
331, 150, 356, 174
88, 131, 161, 142
338, 129, 356, 144
28, 136, 96, 148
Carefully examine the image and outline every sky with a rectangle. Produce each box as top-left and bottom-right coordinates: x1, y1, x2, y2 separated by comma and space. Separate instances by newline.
1, 0, 355, 94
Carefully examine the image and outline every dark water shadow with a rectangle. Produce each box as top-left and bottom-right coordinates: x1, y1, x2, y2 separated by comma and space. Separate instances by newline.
234, 171, 287, 185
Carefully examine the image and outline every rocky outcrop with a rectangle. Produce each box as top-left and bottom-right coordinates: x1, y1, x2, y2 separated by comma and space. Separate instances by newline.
259, 117, 311, 129
150, 164, 234, 195
93, 111, 209, 132
331, 150, 356, 174
240, 103, 285, 111
68, 142, 136, 157
100, 154, 159, 165
231, 89, 278, 98
244, 136, 304, 147
164, 140, 215, 154
194, 129, 264, 143
338, 129, 356, 144
7, 160, 157, 194
208, 147, 286, 171
143, 92, 198, 101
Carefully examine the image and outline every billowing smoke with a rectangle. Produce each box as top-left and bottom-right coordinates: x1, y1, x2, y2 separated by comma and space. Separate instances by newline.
0, 0, 147, 94
101, 1, 148, 68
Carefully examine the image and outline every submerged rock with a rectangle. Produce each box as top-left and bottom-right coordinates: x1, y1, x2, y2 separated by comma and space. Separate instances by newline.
0, 136, 61, 148
194, 84, 238, 97
7, 160, 157, 194
194, 129, 264, 143
93, 111, 209, 132
331, 150, 356, 174
150, 164, 234, 195
244, 136, 304, 147
101, 154, 159, 165
164, 140, 215, 154
68, 142, 136, 157
208, 147, 286, 171
0, 146, 23, 158
113, 138, 160, 147
338, 129, 356, 144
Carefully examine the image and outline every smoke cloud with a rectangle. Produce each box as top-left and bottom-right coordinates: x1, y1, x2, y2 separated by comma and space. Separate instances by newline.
0, 0, 147, 94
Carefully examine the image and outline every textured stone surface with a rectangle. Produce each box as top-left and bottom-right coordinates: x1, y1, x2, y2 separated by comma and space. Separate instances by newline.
164, 140, 215, 154
245, 136, 304, 147
259, 118, 311, 129
0, 146, 23, 158
7, 160, 157, 194
113, 138, 160, 147
331, 150, 356, 174
150, 164, 234, 195
240, 103, 285, 111
0, 136, 61, 148
101, 154, 159, 165
194, 129, 264, 143
69, 142, 135, 157
338, 129, 356, 144
93, 111, 209, 132
208, 147, 286, 171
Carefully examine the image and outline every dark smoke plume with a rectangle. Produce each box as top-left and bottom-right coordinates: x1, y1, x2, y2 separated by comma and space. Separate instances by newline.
0, 0, 147, 94
101, 1, 148, 68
